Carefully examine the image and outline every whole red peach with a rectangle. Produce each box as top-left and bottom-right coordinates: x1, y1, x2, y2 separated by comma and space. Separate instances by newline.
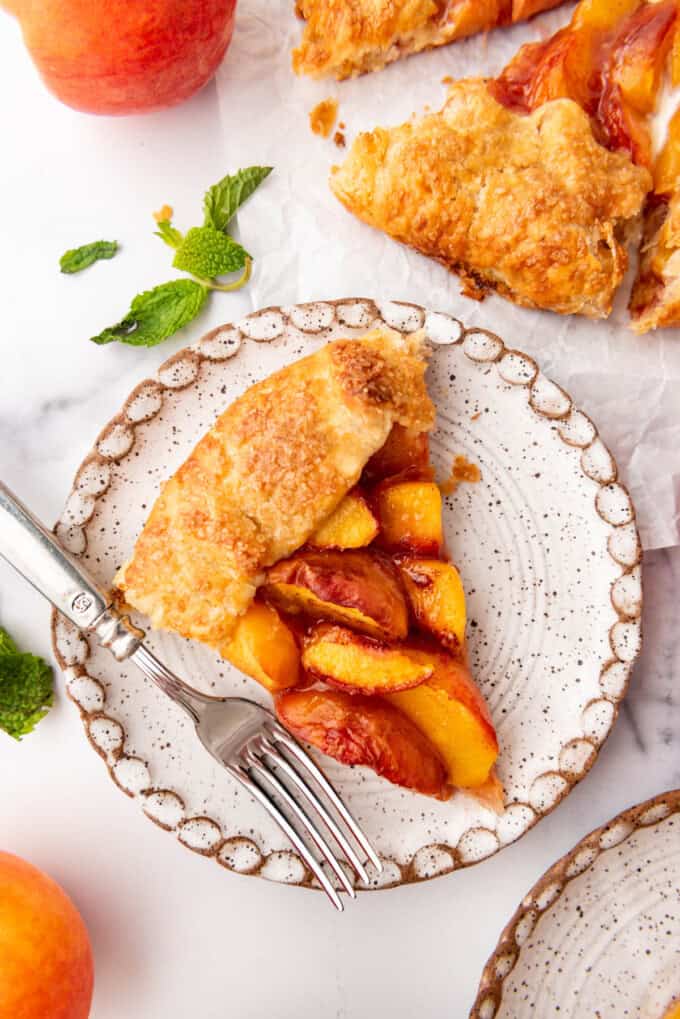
0, 851, 94, 1018
2, 0, 237, 115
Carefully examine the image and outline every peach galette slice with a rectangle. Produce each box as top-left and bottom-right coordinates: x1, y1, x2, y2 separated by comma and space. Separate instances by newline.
117, 328, 498, 803
330, 0, 677, 320
292, 0, 567, 81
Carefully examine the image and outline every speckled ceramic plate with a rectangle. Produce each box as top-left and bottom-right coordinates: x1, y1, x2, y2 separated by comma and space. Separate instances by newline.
471, 789, 680, 1018
50, 299, 642, 891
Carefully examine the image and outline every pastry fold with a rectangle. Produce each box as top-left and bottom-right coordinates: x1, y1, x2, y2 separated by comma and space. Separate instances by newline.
116, 328, 434, 648
330, 80, 650, 318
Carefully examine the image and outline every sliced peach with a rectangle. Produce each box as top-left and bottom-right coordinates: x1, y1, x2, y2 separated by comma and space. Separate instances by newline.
490, 29, 580, 112
597, 3, 677, 167
263, 550, 408, 640
375, 481, 443, 555
387, 653, 498, 789
492, 0, 676, 168
308, 491, 378, 550
302, 624, 434, 695
654, 107, 680, 195
608, 3, 676, 115
276, 688, 450, 800
469, 769, 505, 814
673, 22, 680, 86
570, 0, 639, 33
443, 0, 507, 40
221, 602, 300, 693
363, 423, 431, 483
399, 558, 466, 651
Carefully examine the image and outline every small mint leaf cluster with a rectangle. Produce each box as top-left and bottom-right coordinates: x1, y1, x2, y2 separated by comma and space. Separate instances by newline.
90, 166, 272, 348
172, 227, 250, 280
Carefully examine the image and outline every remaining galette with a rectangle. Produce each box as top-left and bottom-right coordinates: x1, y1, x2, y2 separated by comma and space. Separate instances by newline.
117, 329, 500, 803
292, 0, 566, 80
331, 80, 649, 317
330, 0, 678, 321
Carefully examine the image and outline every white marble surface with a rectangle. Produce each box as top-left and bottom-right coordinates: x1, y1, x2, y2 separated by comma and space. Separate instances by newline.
0, 13, 679, 1019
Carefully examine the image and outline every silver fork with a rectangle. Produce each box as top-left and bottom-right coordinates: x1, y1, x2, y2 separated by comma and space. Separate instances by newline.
0, 481, 381, 910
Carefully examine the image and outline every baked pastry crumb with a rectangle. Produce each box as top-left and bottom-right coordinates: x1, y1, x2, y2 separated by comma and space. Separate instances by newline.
440, 455, 482, 495
309, 97, 338, 138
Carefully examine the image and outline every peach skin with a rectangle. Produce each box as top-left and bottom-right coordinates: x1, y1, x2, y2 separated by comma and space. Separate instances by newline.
263, 550, 408, 640
0, 851, 93, 1019
276, 688, 450, 800
3, 0, 237, 115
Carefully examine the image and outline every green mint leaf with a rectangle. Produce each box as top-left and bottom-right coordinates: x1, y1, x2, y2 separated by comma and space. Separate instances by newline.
90, 279, 208, 347
0, 629, 53, 740
155, 220, 184, 250
172, 226, 248, 280
60, 240, 118, 274
0, 628, 19, 657
203, 166, 272, 232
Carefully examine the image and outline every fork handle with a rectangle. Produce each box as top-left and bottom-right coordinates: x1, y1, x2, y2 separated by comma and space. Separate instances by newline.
0, 480, 140, 659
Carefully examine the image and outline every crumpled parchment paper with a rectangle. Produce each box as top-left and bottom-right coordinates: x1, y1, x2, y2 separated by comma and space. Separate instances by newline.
216, 0, 680, 550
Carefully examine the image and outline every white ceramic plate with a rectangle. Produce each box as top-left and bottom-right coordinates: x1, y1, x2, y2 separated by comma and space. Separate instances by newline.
51, 299, 642, 890
471, 789, 680, 1018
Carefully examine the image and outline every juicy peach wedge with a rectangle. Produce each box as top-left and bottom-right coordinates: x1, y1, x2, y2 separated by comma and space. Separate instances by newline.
491, 0, 677, 168
654, 106, 680, 195
399, 558, 467, 651
467, 770, 505, 814
308, 491, 378, 550
262, 550, 408, 640
376, 481, 443, 555
673, 22, 680, 86
387, 653, 498, 789
363, 423, 431, 483
276, 688, 450, 800
221, 602, 300, 693
302, 624, 434, 695
570, 0, 639, 33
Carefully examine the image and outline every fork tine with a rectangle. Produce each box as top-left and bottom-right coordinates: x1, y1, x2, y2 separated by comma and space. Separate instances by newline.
243, 744, 356, 899
257, 735, 370, 887
228, 762, 344, 912
267, 721, 383, 875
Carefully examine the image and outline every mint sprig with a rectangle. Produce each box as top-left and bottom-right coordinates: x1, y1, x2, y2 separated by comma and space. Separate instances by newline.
90, 166, 272, 348
60, 240, 118, 274
0, 626, 53, 740
91, 280, 208, 347
203, 166, 273, 232
172, 227, 249, 279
